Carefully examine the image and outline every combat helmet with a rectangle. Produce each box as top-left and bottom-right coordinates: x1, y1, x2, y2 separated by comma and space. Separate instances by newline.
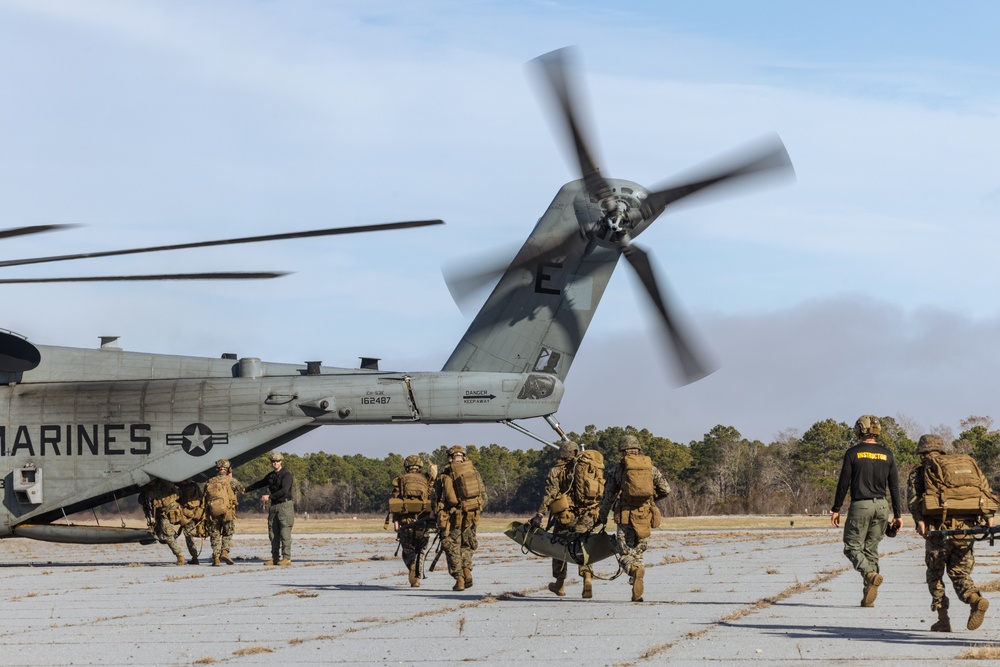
269, 452, 283, 462
215, 458, 231, 470
854, 415, 881, 439
559, 440, 580, 459
619, 434, 641, 451
404, 455, 423, 469
916, 434, 947, 455
448, 445, 467, 458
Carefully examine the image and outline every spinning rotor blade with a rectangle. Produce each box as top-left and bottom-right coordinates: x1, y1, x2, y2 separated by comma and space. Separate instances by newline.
0, 219, 444, 270
641, 135, 794, 221
533, 47, 613, 202
0, 224, 78, 241
443, 232, 584, 314
621, 243, 714, 385
443, 254, 515, 315
0, 272, 287, 284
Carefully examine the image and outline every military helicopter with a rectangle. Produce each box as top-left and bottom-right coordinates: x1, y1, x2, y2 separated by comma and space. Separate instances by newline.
0, 48, 793, 545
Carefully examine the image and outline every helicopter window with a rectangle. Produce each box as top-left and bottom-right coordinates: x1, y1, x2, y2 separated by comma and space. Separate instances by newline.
518, 374, 556, 400
533, 348, 561, 374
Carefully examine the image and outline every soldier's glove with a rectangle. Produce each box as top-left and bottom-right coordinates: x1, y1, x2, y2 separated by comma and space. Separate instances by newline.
529, 513, 543, 528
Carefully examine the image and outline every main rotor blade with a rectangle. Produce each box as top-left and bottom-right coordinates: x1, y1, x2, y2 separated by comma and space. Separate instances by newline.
533, 47, 613, 202
642, 135, 794, 221
0, 272, 287, 284
621, 243, 714, 384
0, 219, 444, 270
0, 224, 78, 241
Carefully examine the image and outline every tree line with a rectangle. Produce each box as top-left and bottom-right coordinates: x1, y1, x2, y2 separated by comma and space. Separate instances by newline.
230, 415, 1000, 517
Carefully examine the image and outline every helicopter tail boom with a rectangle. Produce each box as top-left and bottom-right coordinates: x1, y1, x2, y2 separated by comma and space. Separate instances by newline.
443, 181, 619, 382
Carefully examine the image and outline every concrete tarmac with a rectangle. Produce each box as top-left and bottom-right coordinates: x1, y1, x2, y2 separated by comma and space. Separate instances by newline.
1, 527, 998, 666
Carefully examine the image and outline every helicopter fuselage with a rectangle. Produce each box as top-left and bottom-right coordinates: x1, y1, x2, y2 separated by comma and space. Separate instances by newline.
0, 344, 562, 540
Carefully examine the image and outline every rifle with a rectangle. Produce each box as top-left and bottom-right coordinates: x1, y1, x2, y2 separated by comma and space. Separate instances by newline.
421, 529, 440, 579
428, 531, 446, 572
397, 514, 436, 537
392, 515, 436, 560
928, 525, 1000, 545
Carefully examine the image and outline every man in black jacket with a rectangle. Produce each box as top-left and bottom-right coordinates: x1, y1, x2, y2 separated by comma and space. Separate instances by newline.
830, 415, 903, 607
247, 452, 295, 566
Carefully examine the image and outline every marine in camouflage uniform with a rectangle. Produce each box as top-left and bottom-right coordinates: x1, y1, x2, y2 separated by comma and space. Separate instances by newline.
177, 479, 205, 564
204, 459, 241, 566
435, 445, 486, 591
598, 435, 670, 602
531, 440, 598, 599
387, 455, 437, 587
907, 434, 992, 632
139, 477, 185, 565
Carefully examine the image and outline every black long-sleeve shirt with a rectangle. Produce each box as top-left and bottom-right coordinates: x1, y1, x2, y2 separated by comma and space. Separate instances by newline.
831, 441, 902, 518
246, 468, 293, 503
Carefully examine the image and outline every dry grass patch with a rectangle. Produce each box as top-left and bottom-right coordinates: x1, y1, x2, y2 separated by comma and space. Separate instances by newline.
192, 658, 218, 665
408, 607, 452, 621
639, 643, 673, 659
274, 588, 318, 598
233, 646, 273, 656
978, 579, 1000, 593
289, 635, 333, 645
958, 645, 1000, 659
497, 591, 526, 600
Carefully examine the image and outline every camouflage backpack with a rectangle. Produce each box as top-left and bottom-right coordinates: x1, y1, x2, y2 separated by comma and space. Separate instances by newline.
204, 475, 237, 521
571, 449, 605, 508
177, 482, 204, 527
450, 460, 482, 510
921, 453, 999, 520
620, 454, 655, 505
146, 479, 179, 509
395, 472, 432, 514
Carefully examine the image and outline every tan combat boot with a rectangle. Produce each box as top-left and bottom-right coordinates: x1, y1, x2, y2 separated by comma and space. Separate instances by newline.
175, 554, 186, 566
931, 607, 951, 632
212, 555, 221, 567
861, 572, 882, 607
277, 559, 292, 566
582, 571, 593, 599
463, 568, 473, 589
408, 563, 420, 587
548, 576, 566, 597
220, 551, 234, 565
631, 565, 645, 602
452, 576, 465, 591
968, 593, 989, 631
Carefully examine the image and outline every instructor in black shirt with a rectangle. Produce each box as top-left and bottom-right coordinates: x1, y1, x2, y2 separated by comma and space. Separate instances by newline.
247, 451, 295, 565
830, 414, 903, 608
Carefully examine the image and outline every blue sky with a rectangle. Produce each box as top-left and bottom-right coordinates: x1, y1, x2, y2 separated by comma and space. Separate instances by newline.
2, 1, 999, 455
